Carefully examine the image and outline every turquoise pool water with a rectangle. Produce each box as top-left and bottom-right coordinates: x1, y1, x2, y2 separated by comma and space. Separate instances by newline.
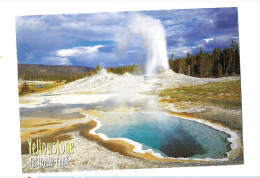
97, 112, 230, 159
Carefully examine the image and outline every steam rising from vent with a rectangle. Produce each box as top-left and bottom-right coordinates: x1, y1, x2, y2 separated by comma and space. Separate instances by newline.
116, 13, 169, 75
98, 68, 108, 75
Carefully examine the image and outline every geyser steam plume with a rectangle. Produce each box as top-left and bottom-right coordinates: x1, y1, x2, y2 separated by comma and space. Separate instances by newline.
116, 13, 169, 75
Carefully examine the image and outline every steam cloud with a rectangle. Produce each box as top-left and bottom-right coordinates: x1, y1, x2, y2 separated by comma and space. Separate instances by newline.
116, 13, 169, 75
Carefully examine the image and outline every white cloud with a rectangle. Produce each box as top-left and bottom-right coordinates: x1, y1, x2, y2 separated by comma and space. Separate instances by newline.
59, 21, 88, 30
182, 50, 191, 54
204, 38, 214, 43
167, 46, 192, 57
16, 16, 47, 31
208, 19, 213, 24
56, 45, 103, 59
43, 56, 71, 65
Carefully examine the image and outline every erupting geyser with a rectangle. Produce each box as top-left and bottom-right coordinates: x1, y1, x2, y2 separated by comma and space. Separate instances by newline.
116, 13, 169, 75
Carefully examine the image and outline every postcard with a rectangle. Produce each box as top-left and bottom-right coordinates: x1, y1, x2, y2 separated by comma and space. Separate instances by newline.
16, 7, 243, 173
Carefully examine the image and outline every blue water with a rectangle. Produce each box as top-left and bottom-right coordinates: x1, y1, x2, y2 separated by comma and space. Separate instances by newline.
97, 112, 230, 159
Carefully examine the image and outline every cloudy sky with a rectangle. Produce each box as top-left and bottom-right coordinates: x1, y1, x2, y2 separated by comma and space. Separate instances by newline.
16, 7, 239, 67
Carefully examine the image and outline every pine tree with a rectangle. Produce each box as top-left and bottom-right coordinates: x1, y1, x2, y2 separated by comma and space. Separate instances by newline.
217, 64, 223, 77
169, 53, 175, 71
20, 82, 30, 94
186, 52, 191, 76
96, 64, 101, 71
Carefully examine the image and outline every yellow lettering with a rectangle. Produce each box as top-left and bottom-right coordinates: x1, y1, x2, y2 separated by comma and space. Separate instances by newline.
28, 139, 32, 155
70, 142, 74, 154
32, 143, 36, 155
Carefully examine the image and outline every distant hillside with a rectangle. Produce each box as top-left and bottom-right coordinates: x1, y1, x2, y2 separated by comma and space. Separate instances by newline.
18, 64, 93, 82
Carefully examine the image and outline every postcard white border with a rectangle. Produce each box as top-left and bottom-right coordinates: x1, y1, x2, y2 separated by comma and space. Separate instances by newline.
0, 0, 259, 176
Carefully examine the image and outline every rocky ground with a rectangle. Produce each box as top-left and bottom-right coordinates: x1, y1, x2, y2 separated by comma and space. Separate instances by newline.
19, 69, 243, 173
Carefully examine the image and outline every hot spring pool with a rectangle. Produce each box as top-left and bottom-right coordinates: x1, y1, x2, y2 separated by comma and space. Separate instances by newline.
96, 112, 231, 159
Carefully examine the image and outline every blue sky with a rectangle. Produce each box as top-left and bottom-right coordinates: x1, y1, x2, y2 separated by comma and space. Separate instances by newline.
16, 7, 239, 67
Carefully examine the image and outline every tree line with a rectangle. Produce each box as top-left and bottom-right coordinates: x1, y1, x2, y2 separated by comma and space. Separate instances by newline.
18, 64, 92, 83
18, 41, 240, 83
19, 74, 88, 83
106, 64, 138, 74
169, 40, 240, 78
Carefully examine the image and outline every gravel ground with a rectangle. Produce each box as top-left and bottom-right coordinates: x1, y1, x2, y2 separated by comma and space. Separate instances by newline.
22, 131, 243, 173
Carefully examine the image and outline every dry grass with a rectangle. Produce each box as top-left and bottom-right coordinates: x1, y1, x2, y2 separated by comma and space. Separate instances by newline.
159, 80, 242, 109
160, 79, 243, 131
19, 81, 64, 96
